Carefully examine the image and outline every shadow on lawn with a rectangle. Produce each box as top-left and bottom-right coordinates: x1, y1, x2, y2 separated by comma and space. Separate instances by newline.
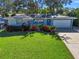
0, 30, 61, 40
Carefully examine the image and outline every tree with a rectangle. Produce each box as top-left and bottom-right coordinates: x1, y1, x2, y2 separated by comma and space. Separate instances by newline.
44, 0, 72, 15
74, 8, 79, 27
26, 0, 39, 14
0, 0, 14, 16
0, 0, 73, 15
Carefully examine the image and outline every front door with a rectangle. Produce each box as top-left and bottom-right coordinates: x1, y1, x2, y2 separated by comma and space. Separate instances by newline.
47, 19, 51, 25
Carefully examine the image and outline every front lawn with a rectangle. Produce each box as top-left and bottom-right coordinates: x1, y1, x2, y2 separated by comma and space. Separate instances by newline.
0, 31, 74, 59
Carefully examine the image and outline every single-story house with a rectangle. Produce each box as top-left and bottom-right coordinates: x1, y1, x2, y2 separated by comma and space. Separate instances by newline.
6, 15, 77, 29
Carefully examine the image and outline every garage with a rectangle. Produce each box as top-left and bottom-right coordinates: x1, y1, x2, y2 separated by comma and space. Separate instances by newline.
50, 16, 77, 28
53, 20, 72, 28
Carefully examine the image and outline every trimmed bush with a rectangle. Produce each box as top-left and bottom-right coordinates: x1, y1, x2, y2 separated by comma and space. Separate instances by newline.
22, 25, 30, 31
41, 25, 56, 32
50, 26, 56, 33
11, 13, 16, 17
38, 24, 43, 31
30, 25, 38, 31
6, 26, 22, 32
2, 13, 9, 17
6, 25, 56, 33
42, 25, 50, 32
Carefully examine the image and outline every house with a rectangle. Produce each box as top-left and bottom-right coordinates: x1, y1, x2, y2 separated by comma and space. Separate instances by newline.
6, 15, 77, 29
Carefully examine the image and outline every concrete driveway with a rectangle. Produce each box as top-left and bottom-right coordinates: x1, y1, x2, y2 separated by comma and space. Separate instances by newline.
58, 28, 79, 59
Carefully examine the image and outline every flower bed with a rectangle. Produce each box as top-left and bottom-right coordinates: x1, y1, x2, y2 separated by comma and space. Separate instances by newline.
30, 25, 38, 31
6, 25, 56, 33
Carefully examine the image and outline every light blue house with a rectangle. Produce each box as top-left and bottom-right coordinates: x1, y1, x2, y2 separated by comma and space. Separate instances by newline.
6, 15, 77, 28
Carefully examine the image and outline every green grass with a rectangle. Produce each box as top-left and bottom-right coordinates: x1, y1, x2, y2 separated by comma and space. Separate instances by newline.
0, 31, 74, 59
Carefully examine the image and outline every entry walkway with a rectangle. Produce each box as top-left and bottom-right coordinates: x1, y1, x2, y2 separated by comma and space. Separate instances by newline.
58, 32, 79, 59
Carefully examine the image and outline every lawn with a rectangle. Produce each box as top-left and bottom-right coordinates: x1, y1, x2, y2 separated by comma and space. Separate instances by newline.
0, 31, 74, 59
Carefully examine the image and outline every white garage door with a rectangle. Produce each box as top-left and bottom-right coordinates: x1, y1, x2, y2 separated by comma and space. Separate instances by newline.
53, 20, 72, 28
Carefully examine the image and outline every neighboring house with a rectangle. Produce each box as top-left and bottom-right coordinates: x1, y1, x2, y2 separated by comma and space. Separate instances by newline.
6, 15, 77, 29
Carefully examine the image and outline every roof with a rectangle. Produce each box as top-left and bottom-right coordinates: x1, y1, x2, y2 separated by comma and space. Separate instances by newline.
33, 15, 77, 20
51, 16, 77, 20
5, 15, 33, 20
13, 15, 33, 19
5, 15, 77, 20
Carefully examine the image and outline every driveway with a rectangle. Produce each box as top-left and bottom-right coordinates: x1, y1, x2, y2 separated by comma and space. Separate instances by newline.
58, 28, 79, 59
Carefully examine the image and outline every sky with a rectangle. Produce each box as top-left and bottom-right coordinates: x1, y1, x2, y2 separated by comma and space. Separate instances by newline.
43, 0, 79, 8
65, 0, 79, 8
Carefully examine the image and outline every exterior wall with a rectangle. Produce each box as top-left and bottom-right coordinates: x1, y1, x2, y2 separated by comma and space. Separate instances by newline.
43, 20, 47, 25
8, 19, 17, 25
31, 19, 46, 25
8, 18, 32, 26
0, 23, 4, 29
51, 19, 53, 26
53, 20, 72, 28
7, 17, 73, 28
71, 19, 74, 29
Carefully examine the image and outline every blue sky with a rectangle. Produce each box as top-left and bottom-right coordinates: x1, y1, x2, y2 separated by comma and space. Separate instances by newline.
43, 0, 79, 8
65, 0, 79, 8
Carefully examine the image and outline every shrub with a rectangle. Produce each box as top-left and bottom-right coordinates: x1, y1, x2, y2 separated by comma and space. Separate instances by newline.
30, 25, 38, 31
6, 25, 56, 33
22, 25, 30, 31
13, 26, 22, 32
6, 25, 30, 32
6, 26, 13, 32
41, 25, 56, 32
11, 13, 16, 17
38, 24, 43, 31
6, 26, 11, 32
6, 26, 22, 32
2, 13, 9, 17
42, 25, 50, 32
50, 26, 56, 32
